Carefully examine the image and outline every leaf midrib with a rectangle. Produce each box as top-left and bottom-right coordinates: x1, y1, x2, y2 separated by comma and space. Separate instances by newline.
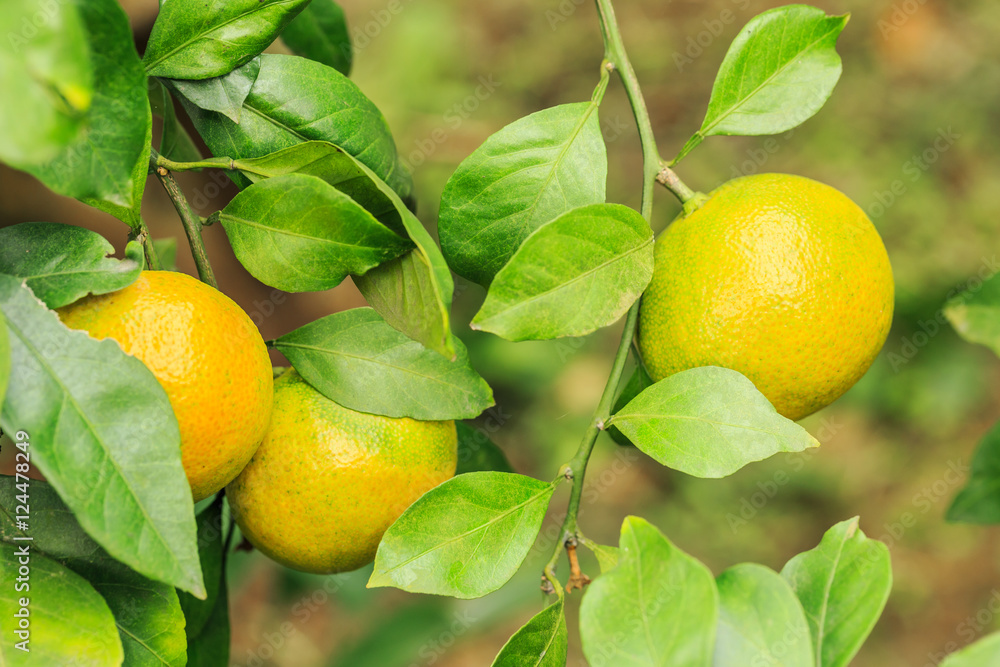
3, 313, 193, 590
144, 0, 301, 73
378, 483, 553, 578
477, 233, 651, 326
702, 17, 842, 137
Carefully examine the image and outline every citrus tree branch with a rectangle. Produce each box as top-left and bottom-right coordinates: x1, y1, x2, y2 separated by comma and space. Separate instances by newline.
129, 218, 162, 270
542, 0, 661, 592
155, 154, 235, 172
150, 148, 218, 288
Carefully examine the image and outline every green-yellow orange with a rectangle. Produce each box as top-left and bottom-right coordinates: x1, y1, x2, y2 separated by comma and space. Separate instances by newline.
58, 271, 273, 501
227, 369, 457, 574
638, 173, 894, 421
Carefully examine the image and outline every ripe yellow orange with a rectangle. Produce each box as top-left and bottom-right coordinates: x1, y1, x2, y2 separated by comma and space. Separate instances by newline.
57, 271, 272, 500
227, 369, 458, 574
638, 173, 894, 421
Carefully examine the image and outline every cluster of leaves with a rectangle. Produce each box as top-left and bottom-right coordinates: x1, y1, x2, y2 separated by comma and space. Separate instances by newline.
2, 0, 993, 665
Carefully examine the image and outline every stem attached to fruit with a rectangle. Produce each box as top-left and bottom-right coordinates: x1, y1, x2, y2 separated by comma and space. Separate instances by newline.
656, 161, 699, 204
541, 0, 660, 592
150, 149, 219, 288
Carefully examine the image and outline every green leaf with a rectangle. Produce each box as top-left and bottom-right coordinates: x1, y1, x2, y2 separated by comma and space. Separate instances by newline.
0, 544, 124, 666
0, 0, 92, 168
153, 238, 180, 272
186, 577, 229, 667
586, 541, 620, 574
0, 477, 188, 667
180, 498, 230, 666
948, 422, 1000, 523
234, 141, 404, 235
19, 0, 151, 227
491, 599, 568, 667
149, 79, 203, 163
0, 222, 143, 309
608, 366, 819, 478
165, 57, 261, 124
274, 308, 493, 420
143, 0, 311, 79
714, 563, 814, 667
781, 517, 891, 667
439, 102, 607, 286
369, 472, 556, 599
607, 362, 654, 447
579, 516, 718, 666
945, 272, 1000, 357
0, 276, 204, 598
351, 170, 456, 360
183, 53, 412, 200
940, 632, 1000, 667
456, 422, 515, 475
281, 0, 352, 75
675, 6, 848, 164
217, 173, 411, 292
472, 204, 652, 341
0, 315, 9, 409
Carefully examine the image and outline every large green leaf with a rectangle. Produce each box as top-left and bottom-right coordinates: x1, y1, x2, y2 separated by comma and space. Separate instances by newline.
491, 599, 567, 667
180, 498, 230, 667
781, 518, 891, 667
0, 0, 92, 168
217, 173, 411, 292
472, 204, 652, 341
281, 0, 352, 75
940, 632, 1000, 667
945, 272, 1000, 357
143, 0, 311, 79
714, 563, 814, 667
948, 421, 1000, 524
0, 276, 204, 598
674, 6, 847, 164
607, 366, 819, 478
20, 0, 151, 227
0, 478, 187, 667
149, 79, 203, 163
439, 102, 607, 286
183, 53, 412, 200
369, 472, 556, 599
235, 141, 404, 236
165, 57, 261, 125
456, 422, 514, 475
274, 308, 493, 420
351, 165, 456, 359
0, 222, 143, 309
0, 544, 124, 666
579, 516, 718, 667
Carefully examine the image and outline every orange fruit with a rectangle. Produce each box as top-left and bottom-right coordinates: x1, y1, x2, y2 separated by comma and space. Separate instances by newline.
227, 369, 457, 574
638, 173, 894, 420
58, 271, 272, 500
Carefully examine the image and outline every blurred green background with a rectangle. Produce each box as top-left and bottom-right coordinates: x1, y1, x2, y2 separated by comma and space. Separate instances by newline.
2, 0, 999, 665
